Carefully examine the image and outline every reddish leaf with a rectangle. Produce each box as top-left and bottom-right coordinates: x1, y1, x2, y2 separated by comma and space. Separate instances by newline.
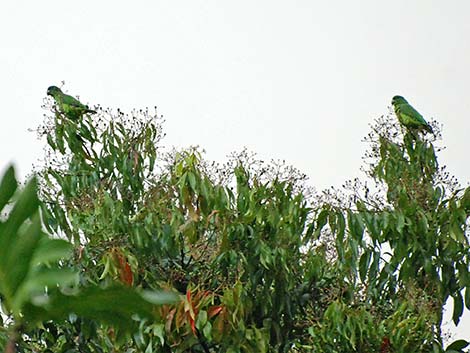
114, 250, 134, 286
189, 315, 196, 335
380, 337, 391, 353
207, 305, 223, 318
120, 261, 133, 286
185, 289, 197, 335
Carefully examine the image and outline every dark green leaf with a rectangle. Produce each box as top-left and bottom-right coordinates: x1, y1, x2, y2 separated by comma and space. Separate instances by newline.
188, 172, 197, 191
452, 292, 464, 325
0, 165, 17, 213
359, 250, 371, 282
465, 286, 470, 310
316, 209, 328, 230
446, 339, 469, 351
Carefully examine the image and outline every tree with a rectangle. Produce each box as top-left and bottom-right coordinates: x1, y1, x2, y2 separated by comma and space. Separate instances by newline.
311, 115, 470, 352
1, 90, 469, 352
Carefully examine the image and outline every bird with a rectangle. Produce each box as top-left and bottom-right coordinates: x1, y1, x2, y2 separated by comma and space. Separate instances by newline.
47, 86, 96, 120
391, 95, 433, 134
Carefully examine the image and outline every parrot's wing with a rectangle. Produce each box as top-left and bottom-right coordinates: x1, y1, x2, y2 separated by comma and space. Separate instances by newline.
61, 93, 88, 109
397, 104, 428, 126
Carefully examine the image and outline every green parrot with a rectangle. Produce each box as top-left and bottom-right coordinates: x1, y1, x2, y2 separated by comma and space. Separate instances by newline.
391, 95, 433, 133
47, 86, 96, 120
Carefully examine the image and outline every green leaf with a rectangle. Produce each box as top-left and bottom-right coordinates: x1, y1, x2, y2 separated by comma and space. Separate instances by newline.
196, 310, 208, 330
141, 290, 180, 305
433, 342, 443, 353
452, 292, 464, 325
46, 133, 57, 150
13, 268, 78, 311
203, 321, 212, 341
396, 213, 405, 234
188, 172, 197, 191
446, 339, 469, 351
450, 223, 466, 244
0, 177, 40, 254
2, 214, 42, 307
79, 123, 93, 141
23, 286, 176, 332
152, 323, 165, 346
462, 187, 470, 211
348, 211, 364, 240
359, 250, 371, 282
399, 257, 413, 282
434, 186, 443, 203
145, 339, 153, 353
0, 165, 17, 213
32, 238, 73, 265
305, 221, 315, 240
464, 286, 470, 311
316, 209, 328, 231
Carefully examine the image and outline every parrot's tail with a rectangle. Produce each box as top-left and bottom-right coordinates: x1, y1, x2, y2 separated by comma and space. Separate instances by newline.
84, 106, 97, 114
424, 124, 433, 134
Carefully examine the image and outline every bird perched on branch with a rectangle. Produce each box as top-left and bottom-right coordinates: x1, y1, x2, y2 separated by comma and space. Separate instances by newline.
391, 95, 433, 134
47, 86, 96, 120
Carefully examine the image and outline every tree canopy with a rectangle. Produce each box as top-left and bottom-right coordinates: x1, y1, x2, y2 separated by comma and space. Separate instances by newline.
1, 90, 469, 352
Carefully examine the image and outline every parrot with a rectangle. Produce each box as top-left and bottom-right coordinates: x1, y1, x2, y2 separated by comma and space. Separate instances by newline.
47, 86, 96, 120
391, 95, 433, 134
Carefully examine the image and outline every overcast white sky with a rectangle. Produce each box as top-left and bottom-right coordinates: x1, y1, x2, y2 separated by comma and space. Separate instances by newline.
1, 0, 469, 342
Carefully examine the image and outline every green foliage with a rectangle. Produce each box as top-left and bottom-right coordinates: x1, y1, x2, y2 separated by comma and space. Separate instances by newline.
313, 118, 470, 352
0, 166, 74, 318
0, 165, 178, 352
2, 92, 469, 352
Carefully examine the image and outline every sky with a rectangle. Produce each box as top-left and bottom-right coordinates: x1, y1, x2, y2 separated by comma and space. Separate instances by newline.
1, 0, 470, 342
